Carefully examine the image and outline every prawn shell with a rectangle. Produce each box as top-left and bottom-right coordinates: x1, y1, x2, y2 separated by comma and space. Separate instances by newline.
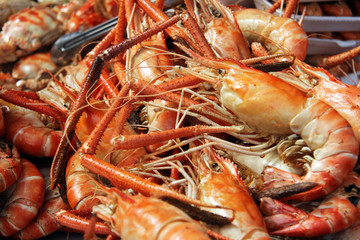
110, 195, 211, 240
3, 107, 62, 158
220, 62, 307, 134
234, 8, 308, 61
0, 7, 62, 64
0, 159, 45, 237
12, 52, 57, 80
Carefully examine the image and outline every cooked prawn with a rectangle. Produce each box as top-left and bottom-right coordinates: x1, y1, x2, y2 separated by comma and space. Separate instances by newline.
232, 7, 308, 61
0, 159, 45, 237
175, 44, 359, 201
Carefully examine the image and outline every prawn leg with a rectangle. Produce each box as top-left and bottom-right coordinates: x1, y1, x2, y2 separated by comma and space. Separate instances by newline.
55, 209, 117, 237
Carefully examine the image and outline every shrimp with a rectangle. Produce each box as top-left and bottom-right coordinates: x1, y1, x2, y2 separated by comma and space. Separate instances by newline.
0, 7, 62, 64
126, 2, 174, 85
50, 11, 169, 205
194, 145, 271, 240
0, 159, 45, 237
232, 7, 308, 61
92, 186, 211, 240
320, 1, 352, 17
1, 100, 63, 157
319, 1, 359, 40
64, 104, 109, 210
66, 103, 147, 210
294, 60, 360, 143
12, 169, 71, 240
65, 0, 118, 32
11, 52, 58, 80
175, 44, 359, 202
125, 1, 182, 152
52, 0, 85, 25
184, 0, 251, 60
260, 172, 360, 237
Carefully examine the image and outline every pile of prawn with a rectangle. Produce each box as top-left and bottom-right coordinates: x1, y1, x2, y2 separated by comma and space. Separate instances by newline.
0, 0, 360, 239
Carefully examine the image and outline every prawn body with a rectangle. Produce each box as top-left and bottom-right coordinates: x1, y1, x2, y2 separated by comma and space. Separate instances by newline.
233, 8, 308, 61
93, 187, 211, 240
195, 146, 271, 240
178, 47, 359, 201
0, 7, 62, 64
216, 59, 306, 135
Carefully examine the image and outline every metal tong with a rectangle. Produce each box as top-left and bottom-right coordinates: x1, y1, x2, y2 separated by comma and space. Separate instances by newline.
49, 0, 183, 65
50, 17, 118, 65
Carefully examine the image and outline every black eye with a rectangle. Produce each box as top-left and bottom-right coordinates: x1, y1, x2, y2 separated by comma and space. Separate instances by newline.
218, 69, 223, 74
211, 162, 221, 172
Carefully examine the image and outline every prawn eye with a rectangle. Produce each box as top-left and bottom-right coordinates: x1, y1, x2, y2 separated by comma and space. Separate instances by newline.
218, 69, 226, 77
211, 162, 221, 172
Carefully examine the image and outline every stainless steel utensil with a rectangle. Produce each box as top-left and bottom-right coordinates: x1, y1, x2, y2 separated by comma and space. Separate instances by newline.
50, 17, 118, 65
